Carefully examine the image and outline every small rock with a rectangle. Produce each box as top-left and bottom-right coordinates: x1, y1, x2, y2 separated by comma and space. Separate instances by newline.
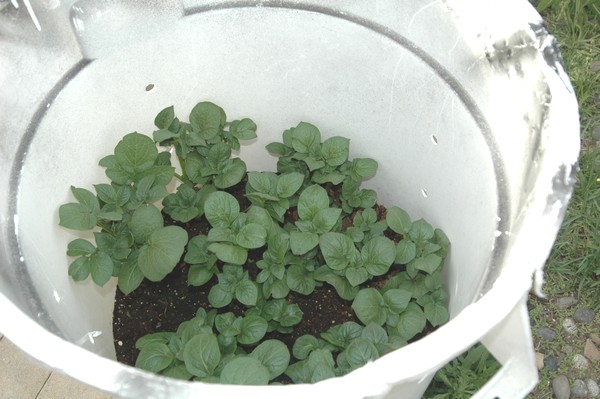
563, 318, 578, 334
573, 307, 596, 324
592, 333, 600, 346
594, 126, 600, 142
572, 379, 589, 397
588, 379, 600, 397
573, 354, 590, 370
563, 345, 574, 354
584, 339, 600, 362
544, 355, 559, 371
592, 60, 600, 73
537, 326, 557, 341
553, 375, 571, 399
557, 296, 578, 310
535, 352, 545, 369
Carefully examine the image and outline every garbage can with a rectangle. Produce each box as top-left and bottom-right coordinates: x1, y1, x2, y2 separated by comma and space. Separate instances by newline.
0, 0, 579, 398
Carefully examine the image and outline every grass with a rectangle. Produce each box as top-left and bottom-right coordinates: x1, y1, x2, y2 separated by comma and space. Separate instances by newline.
424, 0, 599, 397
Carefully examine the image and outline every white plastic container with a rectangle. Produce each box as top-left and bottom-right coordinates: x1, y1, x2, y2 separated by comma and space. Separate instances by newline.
0, 1, 579, 398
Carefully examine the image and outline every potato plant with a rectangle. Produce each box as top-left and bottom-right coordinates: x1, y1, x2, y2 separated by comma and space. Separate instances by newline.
59, 101, 450, 385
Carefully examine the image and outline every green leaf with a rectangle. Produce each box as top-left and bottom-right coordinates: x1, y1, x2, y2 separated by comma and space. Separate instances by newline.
230, 118, 257, 140
319, 232, 355, 270
409, 219, 435, 242
89, 251, 114, 286
395, 240, 417, 264
68, 256, 91, 281
297, 184, 329, 220
350, 158, 378, 180
114, 132, 157, 174
321, 321, 363, 348
214, 158, 246, 189
361, 323, 388, 346
238, 315, 268, 345
361, 236, 396, 276
292, 335, 320, 360
386, 206, 413, 235
424, 302, 449, 327
412, 253, 443, 274
207, 142, 232, 167
183, 333, 221, 377
344, 338, 379, 369
135, 342, 174, 373
208, 226, 235, 243
220, 357, 269, 385
383, 289, 411, 314
286, 264, 316, 295
311, 171, 346, 185
67, 239, 96, 256
189, 102, 225, 140
138, 226, 188, 281
247, 171, 274, 194
129, 203, 164, 244
162, 363, 193, 380
352, 288, 387, 326
345, 266, 369, 287
434, 228, 451, 258
312, 208, 342, 234
184, 235, 211, 264
204, 191, 240, 228
118, 251, 144, 294
250, 340, 290, 380
277, 303, 303, 327
184, 152, 210, 185
291, 122, 321, 154
396, 303, 427, 340
321, 136, 350, 167
265, 142, 291, 157
208, 284, 233, 308
215, 313, 242, 337
59, 203, 97, 231
314, 266, 359, 300
345, 227, 365, 243
235, 223, 267, 249
154, 105, 175, 129
153, 128, 179, 142
276, 172, 305, 198
207, 243, 247, 265
188, 263, 216, 287
235, 279, 258, 306
290, 231, 319, 255
135, 332, 174, 350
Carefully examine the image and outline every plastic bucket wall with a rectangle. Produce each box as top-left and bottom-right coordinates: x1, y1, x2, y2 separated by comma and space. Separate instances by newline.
0, 1, 579, 398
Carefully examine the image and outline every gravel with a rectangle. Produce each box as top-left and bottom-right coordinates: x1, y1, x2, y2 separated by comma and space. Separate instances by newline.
589, 379, 600, 398
563, 318, 578, 334
557, 296, 578, 310
553, 375, 571, 399
585, 338, 600, 362
573, 353, 590, 370
572, 379, 590, 397
544, 355, 559, 372
537, 326, 557, 341
573, 307, 596, 324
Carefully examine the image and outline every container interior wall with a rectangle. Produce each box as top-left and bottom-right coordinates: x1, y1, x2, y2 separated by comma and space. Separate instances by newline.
6, 3, 505, 360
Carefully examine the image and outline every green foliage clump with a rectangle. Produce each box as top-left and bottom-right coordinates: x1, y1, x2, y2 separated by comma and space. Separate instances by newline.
59, 102, 450, 385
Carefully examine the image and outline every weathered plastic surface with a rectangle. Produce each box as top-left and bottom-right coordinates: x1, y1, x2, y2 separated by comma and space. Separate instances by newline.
0, 0, 579, 398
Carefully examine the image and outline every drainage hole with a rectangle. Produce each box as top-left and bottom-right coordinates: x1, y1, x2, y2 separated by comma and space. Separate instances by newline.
421, 188, 428, 198
145, 83, 155, 92
431, 135, 439, 145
